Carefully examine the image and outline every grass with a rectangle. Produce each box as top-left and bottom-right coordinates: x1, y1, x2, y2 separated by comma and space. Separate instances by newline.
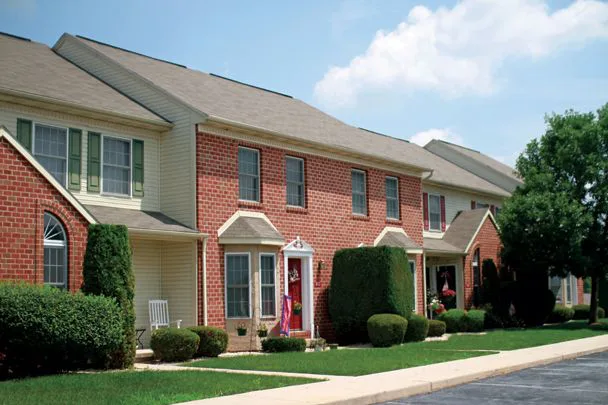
187, 320, 608, 376
0, 371, 317, 405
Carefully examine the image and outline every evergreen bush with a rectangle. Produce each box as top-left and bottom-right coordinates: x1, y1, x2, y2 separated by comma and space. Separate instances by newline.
187, 326, 229, 357
547, 305, 575, 323
367, 314, 408, 347
403, 314, 429, 342
150, 328, 199, 362
437, 309, 466, 333
261, 337, 306, 353
427, 320, 446, 337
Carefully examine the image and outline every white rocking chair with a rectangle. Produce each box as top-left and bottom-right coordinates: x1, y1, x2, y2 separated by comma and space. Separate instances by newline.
149, 300, 182, 330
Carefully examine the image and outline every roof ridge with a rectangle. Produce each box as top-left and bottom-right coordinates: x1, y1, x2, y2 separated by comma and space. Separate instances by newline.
75, 35, 187, 69
358, 127, 410, 143
0, 32, 31, 42
208, 73, 293, 99
434, 139, 480, 154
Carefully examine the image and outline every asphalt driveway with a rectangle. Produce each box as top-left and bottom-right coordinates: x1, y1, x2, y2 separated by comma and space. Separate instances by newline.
377, 351, 608, 404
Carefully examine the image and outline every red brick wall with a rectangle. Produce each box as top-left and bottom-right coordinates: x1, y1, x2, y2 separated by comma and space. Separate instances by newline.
0, 138, 89, 291
197, 131, 424, 338
463, 215, 501, 308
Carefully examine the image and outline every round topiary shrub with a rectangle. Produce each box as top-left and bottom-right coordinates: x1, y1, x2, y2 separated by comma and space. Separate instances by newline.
437, 309, 466, 333
367, 314, 408, 347
403, 314, 429, 342
464, 310, 486, 332
513, 286, 555, 327
261, 337, 306, 353
572, 304, 605, 320
150, 328, 200, 362
427, 320, 446, 337
187, 326, 228, 357
547, 305, 575, 323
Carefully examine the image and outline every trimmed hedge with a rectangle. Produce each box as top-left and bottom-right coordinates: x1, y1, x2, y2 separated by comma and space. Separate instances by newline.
437, 309, 466, 333
261, 337, 306, 353
572, 304, 606, 320
403, 314, 429, 342
187, 326, 229, 357
547, 305, 575, 323
427, 320, 446, 337
367, 314, 408, 347
82, 224, 135, 368
463, 310, 486, 332
481, 259, 500, 307
511, 279, 555, 327
329, 246, 414, 344
0, 283, 124, 379
150, 328, 200, 362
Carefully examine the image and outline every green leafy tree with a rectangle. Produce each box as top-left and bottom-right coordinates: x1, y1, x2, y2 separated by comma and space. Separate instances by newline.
499, 104, 608, 324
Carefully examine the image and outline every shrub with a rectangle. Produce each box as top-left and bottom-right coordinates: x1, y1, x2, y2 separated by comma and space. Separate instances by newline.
150, 328, 199, 362
463, 310, 486, 332
572, 304, 606, 320
437, 309, 466, 333
367, 314, 408, 347
481, 259, 500, 307
403, 314, 429, 342
187, 326, 229, 358
427, 320, 446, 337
82, 224, 135, 368
0, 283, 124, 379
261, 337, 306, 353
513, 284, 555, 327
329, 246, 414, 344
547, 305, 575, 323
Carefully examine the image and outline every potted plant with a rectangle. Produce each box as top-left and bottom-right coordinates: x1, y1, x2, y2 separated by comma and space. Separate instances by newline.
257, 323, 268, 338
293, 301, 302, 315
236, 323, 247, 336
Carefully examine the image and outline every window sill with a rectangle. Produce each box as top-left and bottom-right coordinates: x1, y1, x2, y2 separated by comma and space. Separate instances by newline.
100, 192, 133, 199
386, 218, 402, 225
351, 214, 370, 221
238, 200, 263, 209
286, 205, 308, 214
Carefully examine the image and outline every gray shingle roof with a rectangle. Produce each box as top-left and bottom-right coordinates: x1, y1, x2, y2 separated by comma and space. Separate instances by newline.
219, 216, 284, 242
423, 238, 462, 254
424, 208, 494, 254
85, 205, 197, 234
0, 34, 166, 124
376, 231, 421, 250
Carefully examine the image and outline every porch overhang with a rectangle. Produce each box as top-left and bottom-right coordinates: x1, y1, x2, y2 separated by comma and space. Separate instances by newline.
374, 227, 423, 255
218, 211, 284, 246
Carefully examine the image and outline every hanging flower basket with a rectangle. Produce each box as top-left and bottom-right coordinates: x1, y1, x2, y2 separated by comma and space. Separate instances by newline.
293, 301, 302, 315
236, 323, 247, 336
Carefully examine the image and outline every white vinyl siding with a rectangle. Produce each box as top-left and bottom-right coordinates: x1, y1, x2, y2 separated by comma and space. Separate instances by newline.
161, 241, 198, 329
428, 194, 442, 231
102, 136, 131, 196
386, 176, 399, 220
260, 254, 276, 317
238, 147, 260, 202
226, 253, 251, 318
33, 124, 68, 186
352, 169, 367, 215
286, 156, 305, 207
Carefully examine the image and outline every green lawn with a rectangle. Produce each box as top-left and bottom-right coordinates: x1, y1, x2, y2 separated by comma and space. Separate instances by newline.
187, 320, 608, 376
0, 371, 316, 405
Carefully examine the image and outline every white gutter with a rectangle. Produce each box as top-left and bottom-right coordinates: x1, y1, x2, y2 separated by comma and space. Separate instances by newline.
128, 228, 208, 241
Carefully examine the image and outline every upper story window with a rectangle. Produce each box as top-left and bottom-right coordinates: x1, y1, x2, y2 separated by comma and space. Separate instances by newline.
238, 147, 260, 202
43, 212, 67, 289
103, 136, 131, 196
225, 253, 250, 318
286, 156, 305, 207
34, 124, 68, 186
386, 176, 399, 220
429, 194, 442, 231
351, 169, 367, 215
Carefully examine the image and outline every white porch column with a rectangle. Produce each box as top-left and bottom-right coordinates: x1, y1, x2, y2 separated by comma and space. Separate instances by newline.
308, 255, 314, 335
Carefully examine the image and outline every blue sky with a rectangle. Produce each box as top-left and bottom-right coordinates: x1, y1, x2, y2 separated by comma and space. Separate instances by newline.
2, 0, 607, 166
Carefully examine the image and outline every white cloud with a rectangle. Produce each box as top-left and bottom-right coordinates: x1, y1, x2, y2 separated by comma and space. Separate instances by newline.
314, 0, 608, 108
409, 128, 463, 146
331, 0, 376, 38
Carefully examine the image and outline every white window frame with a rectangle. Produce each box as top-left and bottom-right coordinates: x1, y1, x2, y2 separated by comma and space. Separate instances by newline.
408, 259, 417, 313
351, 169, 367, 216
225, 252, 252, 319
43, 212, 68, 289
548, 274, 578, 306
32, 122, 69, 187
238, 146, 260, 203
386, 176, 400, 220
259, 253, 277, 318
285, 156, 305, 208
101, 134, 133, 198
428, 193, 442, 232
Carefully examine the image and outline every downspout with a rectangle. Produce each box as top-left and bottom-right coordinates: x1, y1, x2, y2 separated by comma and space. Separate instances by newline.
203, 237, 208, 325
421, 169, 433, 317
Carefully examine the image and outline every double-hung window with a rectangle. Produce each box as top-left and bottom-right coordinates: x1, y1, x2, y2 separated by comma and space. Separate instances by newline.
286, 156, 305, 207
352, 169, 367, 215
386, 176, 399, 220
260, 254, 276, 317
408, 260, 416, 311
43, 213, 67, 289
239, 147, 260, 202
33, 124, 68, 186
226, 253, 250, 318
428, 194, 442, 231
103, 137, 131, 196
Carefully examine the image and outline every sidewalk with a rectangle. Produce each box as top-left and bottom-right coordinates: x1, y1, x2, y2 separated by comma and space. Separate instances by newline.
176, 334, 608, 405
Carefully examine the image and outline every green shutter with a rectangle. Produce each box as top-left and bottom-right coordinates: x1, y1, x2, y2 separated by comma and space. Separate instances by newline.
68, 128, 82, 191
16, 119, 32, 152
132, 139, 144, 197
87, 132, 101, 193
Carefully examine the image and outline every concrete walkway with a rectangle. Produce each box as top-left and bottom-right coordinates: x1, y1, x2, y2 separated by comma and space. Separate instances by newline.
175, 334, 608, 405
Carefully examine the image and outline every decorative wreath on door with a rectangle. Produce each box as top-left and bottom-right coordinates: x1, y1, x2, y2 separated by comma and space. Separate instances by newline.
288, 267, 300, 283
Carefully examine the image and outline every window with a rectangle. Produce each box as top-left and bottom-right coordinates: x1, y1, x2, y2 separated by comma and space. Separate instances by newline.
43, 213, 67, 289
226, 253, 250, 318
33, 124, 68, 186
408, 260, 416, 311
238, 147, 259, 202
476, 202, 489, 209
472, 248, 481, 307
286, 157, 305, 207
103, 137, 131, 195
550, 276, 563, 305
494, 207, 501, 217
352, 169, 367, 215
428, 194, 441, 231
260, 254, 276, 317
386, 176, 399, 219
566, 274, 573, 305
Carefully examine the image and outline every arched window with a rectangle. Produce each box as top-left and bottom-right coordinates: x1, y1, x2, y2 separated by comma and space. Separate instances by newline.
43, 213, 67, 289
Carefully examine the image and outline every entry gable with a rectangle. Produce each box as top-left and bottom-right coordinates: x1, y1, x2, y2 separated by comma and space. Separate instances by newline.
218, 210, 284, 246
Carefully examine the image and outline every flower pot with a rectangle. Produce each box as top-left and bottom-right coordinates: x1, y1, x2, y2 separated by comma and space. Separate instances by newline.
329, 343, 338, 350
293, 308, 302, 315
237, 328, 247, 336
257, 330, 268, 338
